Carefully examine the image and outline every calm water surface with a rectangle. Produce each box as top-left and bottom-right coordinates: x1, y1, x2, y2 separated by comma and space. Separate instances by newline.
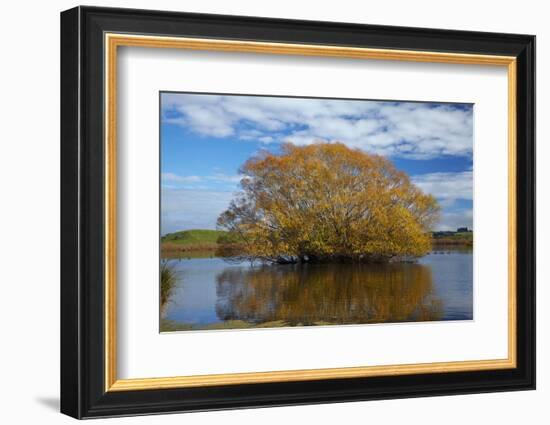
162, 250, 473, 330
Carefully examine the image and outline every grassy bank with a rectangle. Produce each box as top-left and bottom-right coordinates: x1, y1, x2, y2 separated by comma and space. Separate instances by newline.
161, 229, 227, 257
162, 229, 227, 245
160, 319, 336, 332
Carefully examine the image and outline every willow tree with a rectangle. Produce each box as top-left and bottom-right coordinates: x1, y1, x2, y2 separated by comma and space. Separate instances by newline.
217, 143, 440, 264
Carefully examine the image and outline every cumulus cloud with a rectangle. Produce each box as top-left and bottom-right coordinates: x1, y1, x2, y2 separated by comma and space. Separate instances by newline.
412, 171, 473, 231
161, 172, 202, 183
207, 173, 242, 183
162, 93, 473, 159
161, 172, 242, 187
436, 210, 473, 231
161, 188, 235, 234
412, 171, 472, 205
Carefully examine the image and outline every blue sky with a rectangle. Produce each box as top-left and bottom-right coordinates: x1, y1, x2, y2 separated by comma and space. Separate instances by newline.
161, 92, 473, 234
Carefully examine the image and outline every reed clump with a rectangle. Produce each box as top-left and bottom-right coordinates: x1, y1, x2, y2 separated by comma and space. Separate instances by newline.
160, 261, 178, 308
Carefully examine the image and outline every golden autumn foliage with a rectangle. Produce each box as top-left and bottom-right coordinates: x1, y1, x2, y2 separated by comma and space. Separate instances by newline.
217, 143, 440, 263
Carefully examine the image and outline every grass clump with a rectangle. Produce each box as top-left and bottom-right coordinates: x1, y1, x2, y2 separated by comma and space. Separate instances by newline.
160, 261, 178, 308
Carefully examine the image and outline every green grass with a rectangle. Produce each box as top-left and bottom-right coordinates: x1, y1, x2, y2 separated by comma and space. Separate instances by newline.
161, 229, 228, 245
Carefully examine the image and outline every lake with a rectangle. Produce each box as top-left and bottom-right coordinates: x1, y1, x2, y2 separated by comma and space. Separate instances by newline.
161, 249, 473, 331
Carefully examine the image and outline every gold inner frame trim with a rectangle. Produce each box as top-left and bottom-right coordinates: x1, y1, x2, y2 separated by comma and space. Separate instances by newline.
104, 33, 518, 392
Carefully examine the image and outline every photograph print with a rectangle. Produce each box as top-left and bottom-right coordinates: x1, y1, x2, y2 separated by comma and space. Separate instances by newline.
159, 92, 474, 332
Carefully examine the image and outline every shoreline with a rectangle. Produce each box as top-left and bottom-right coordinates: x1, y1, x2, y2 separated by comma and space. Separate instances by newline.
161, 228, 473, 259
161, 241, 473, 260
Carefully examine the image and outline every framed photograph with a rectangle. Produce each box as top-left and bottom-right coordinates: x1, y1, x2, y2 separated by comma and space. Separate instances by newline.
60, 6, 535, 419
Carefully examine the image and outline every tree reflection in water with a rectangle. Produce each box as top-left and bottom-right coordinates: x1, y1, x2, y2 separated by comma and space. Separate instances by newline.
215, 263, 443, 326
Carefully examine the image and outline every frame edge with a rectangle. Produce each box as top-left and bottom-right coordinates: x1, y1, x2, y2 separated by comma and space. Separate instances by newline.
60, 6, 83, 420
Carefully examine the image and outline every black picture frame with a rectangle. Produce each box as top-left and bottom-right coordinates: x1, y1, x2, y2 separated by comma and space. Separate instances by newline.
61, 5, 535, 419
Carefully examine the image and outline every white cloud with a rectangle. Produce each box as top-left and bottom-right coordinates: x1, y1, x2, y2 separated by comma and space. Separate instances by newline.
162, 94, 473, 159
412, 171, 473, 231
206, 173, 242, 183
161, 172, 202, 183
412, 171, 472, 203
161, 172, 242, 187
435, 210, 473, 231
161, 188, 234, 234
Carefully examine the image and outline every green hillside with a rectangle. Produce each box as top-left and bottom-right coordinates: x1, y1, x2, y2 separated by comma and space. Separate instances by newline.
161, 229, 228, 245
